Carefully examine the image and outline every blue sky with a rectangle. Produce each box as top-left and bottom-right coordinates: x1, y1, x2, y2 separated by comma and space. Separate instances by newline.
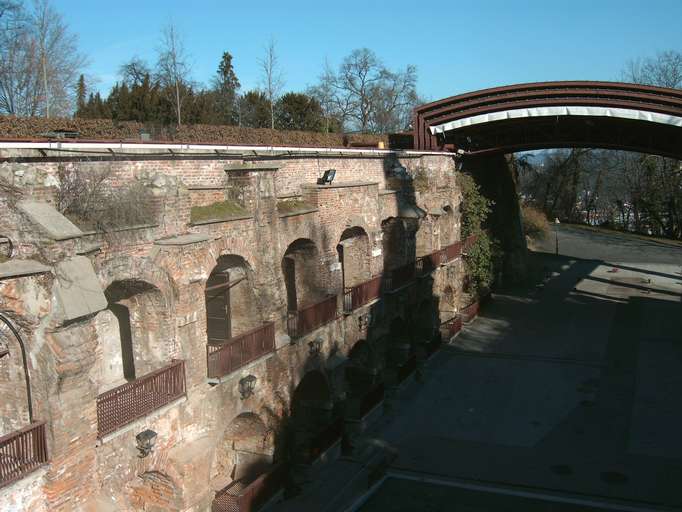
57, 0, 681, 100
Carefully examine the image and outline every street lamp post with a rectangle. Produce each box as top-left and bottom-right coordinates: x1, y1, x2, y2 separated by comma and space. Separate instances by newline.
554, 218, 561, 256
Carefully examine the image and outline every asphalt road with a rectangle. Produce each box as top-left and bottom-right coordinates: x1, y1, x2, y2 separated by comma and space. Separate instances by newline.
361, 227, 682, 511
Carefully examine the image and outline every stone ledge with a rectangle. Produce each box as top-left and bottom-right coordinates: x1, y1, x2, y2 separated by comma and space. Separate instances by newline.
379, 189, 400, 195
278, 208, 318, 219
80, 223, 158, 236
154, 233, 212, 246
0, 259, 51, 280
17, 200, 83, 240
190, 214, 253, 226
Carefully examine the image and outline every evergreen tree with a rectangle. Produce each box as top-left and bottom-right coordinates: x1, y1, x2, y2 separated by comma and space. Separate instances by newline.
75, 74, 87, 117
212, 52, 240, 125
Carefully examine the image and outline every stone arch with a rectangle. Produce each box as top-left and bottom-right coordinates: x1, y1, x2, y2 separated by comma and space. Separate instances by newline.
211, 412, 274, 486
440, 286, 457, 318
381, 217, 409, 271
386, 317, 412, 368
414, 299, 439, 343
289, 370, 336, 462
96, 279, 174, 390
440, 204, 457, 245
0, 313, 32, 436
337, 226, 371, 289
128, 470, 182, 512
345, 339, 380, 398
281, 238, 326, 311
205, 254, 263, 344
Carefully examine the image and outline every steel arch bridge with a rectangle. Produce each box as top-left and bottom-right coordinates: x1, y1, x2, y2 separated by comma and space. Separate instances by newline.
413, 81, 682, 158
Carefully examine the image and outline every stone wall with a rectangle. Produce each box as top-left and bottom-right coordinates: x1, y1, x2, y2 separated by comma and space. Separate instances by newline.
0, 146, 473, 511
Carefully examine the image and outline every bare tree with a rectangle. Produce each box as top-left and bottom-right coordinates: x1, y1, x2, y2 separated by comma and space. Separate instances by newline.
311, 48, 418, 133
258, 38, 284, 130
622, 50, 682, 89
0, 0, 85, 116
120, 57, 151, 87
155, 22, 190, 127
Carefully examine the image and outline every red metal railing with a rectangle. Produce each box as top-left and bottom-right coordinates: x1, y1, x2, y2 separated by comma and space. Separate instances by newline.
441, 316, 463, 338
461, 301, 480, 323
462, 234, 478, 253
308, 417, 344, 462
96, 360, 186, 438
383, 262, 416, 292
287, 295, 338, 339
359, 384, 385, 418
207, 322, 275, 379
344, 276, 382, 313
0, 421, 48, 488
212, 464, 287, 512
443, 241, 462, 262
417, 249, 446, 276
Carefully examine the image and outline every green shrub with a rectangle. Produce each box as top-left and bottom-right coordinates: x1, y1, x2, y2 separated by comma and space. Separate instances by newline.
459, 173, 496, 292
521, 204, 550, 240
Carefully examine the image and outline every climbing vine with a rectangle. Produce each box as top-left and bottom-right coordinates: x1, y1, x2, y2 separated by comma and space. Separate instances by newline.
458, 173, 497, 293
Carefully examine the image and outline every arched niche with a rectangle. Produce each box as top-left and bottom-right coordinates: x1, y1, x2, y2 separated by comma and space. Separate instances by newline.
337, 226, 371, 289
281, 238, 325, 311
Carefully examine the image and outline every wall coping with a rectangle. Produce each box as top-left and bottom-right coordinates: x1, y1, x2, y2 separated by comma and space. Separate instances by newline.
278, 208, 319, 219
0, 259, 52, 280
155, 233, 212, 246
189, 214, 254, 226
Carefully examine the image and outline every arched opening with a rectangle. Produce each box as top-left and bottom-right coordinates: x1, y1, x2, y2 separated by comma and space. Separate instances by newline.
386, 317, 412, 369
0, 314, 31, 436
381, 218, 407, 272
290, 370, 338, 464
211, 412, 274, 487
205, 254, 261, 344
281, 238, 325, 312
128, 471, 181, 511
440, 204, 457, 246
336, 226, 371, 289
100, 279, 172, 387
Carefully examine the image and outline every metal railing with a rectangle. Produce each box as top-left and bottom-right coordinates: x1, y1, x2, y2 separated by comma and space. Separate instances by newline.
462, 234, 478, 253
461, 301, 480, 323
96, 360, 186, 438
207, 323, 275, 379
343, 275, 382, 313
443, 241, 462, 262
212, 464, 287, 512
441, 316, 463, 338
287, 295, 338, 339
416, 249, 446, 276
383, 262, 416, 292
0, 421, 48, 488
308, 417, 344, 462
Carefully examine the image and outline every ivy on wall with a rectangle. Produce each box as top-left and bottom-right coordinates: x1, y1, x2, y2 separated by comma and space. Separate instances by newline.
459, 173, 498, 293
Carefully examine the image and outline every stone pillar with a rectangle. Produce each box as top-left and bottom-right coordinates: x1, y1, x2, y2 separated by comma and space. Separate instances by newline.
461, 154, 528, 283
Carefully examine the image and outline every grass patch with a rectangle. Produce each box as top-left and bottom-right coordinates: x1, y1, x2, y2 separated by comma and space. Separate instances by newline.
191, 199, 248, 223
277, 199, 313, 214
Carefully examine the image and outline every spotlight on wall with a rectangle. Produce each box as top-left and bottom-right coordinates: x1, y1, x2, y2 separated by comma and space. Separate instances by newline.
317, 169, 336, 185
135, 429, 157, 458
239, 375, 257, 400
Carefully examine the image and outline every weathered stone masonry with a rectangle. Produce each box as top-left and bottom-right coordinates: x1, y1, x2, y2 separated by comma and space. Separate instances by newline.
0, 145, 474, 511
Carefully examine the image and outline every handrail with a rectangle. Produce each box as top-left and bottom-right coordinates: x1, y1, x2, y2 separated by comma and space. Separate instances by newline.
207, 322, 275, 379
0, 421, 48, 488
343, 275, 382, 313
287, 295, 338, 339
96, 360, 186, 438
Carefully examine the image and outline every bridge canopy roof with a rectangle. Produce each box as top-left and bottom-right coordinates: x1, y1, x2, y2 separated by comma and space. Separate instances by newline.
413, 81, 682, 158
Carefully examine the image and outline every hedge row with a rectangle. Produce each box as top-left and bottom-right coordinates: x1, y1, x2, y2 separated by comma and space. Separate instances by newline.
0, 116, 391, 148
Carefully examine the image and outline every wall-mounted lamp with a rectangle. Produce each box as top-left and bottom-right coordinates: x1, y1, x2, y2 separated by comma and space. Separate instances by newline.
308, 337, 323, 356
317, 169, 336, 185
239, 375, 257, 400
135, 429, 157, 458
358, 313, 371, 330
